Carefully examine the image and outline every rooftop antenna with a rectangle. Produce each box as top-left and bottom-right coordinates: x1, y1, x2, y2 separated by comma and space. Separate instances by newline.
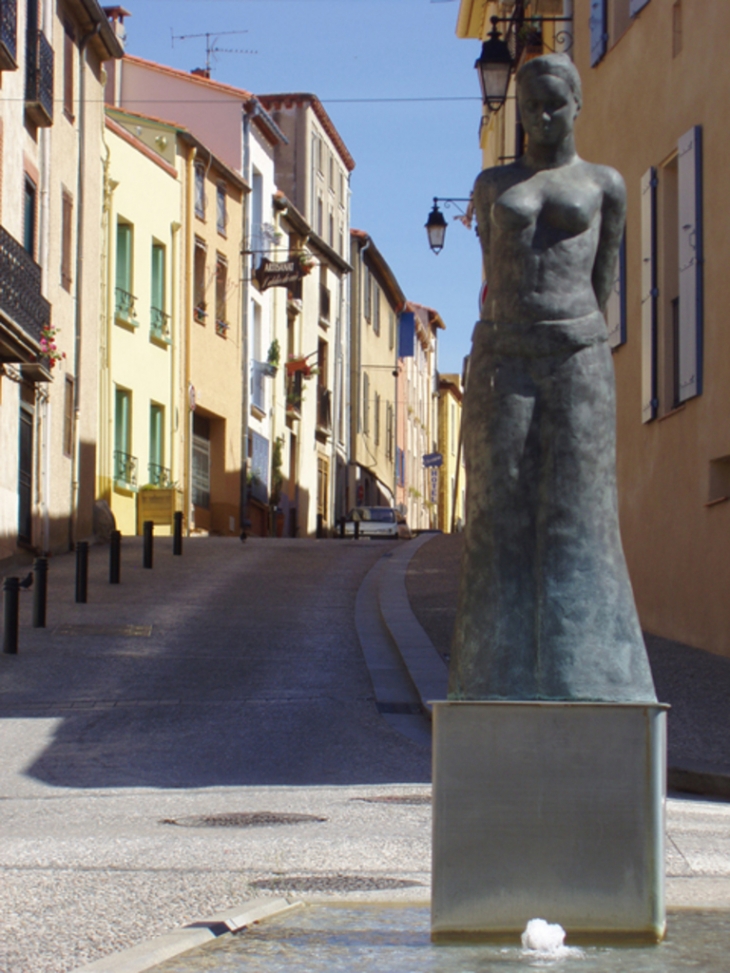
170, 29, 257, 76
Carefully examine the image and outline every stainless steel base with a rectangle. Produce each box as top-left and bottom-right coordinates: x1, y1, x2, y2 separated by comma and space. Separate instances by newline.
431, 701, 667, 943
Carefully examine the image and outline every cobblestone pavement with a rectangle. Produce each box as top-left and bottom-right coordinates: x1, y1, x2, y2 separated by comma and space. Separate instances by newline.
0, 537, 430, 972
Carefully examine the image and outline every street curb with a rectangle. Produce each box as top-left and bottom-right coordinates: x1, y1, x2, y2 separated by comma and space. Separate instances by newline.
668, 766, 730, 801
71, 898, 302, 973
377, 534, 448, 715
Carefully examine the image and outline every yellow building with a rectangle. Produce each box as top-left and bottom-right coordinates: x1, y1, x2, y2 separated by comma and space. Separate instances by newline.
457, 0, 730, 656
101, 108, 248, 537
437, 373, 467, 532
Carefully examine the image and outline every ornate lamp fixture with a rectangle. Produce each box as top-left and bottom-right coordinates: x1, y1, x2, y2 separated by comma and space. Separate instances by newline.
475, 18, 514, 112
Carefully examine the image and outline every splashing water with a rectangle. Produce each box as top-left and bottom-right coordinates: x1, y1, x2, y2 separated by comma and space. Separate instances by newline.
521, 919, 585, 960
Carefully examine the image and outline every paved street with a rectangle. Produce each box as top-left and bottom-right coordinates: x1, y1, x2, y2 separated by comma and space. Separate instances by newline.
1, 535, 730, 973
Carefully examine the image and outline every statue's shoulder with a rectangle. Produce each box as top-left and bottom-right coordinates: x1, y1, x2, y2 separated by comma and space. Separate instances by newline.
584, 161, 626, 203
474, 162, 520, 198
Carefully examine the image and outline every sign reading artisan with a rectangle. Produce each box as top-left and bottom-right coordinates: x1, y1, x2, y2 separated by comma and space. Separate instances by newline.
255, 258, 305, 291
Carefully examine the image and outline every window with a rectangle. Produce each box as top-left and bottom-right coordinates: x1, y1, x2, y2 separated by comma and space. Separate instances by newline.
451, 403, 456, 454
149, 403, 165, 484
317, 456, 329, 520
372, 283, 380, 336
328, 153, 334, 191
23, 177, 36, 256
63, 376, 74, 458
194, 165, 205, 219
63, 20, 74, 120
329, 211, 334, 247
374, 391, 381, 447
317, 196, 323, 237
194, 239, 206, 322
362, 371, 369, 436
114, 387, 135, 488
251, 169, 263, 259
386, 403, 394, 462
251, 301, 264, 411
61, 190, 73, 291
388, 309, 395, 351
192, 413, 210, 508
150, 242, 168, 342
363, 265, 371, 322
115, 220, 134, 322
215, 255, 228, 335
216, 184, 227, 235
320, 278, 331, 323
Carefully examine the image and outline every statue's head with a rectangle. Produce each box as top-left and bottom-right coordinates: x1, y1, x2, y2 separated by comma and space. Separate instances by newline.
516, 54, 582, 148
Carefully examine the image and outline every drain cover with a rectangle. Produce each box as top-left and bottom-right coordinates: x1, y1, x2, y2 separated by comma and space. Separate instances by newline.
55, 624, 152, 637
249, 875, 423, 892
160, 812, 327, 828
354, 795, 431, 805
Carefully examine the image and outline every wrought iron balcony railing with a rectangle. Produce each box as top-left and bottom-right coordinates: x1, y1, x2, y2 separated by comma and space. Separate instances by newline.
25, 30, 53, 127
148, 463, 172, 487
317, 386, 332, 432
0, 224, 51, 363
0, 0, 17, 71
215, 319, 229, 338
150, 306, 171, 343
115, 288, 138, 326
114, 450, 138, 490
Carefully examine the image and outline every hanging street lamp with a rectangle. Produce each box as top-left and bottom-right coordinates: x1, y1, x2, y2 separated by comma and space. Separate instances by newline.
425, 200, 448, 254
475, 17, 514, 113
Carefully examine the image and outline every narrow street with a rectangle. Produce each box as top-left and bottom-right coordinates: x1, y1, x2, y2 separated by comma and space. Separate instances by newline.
0, 538, 431, 971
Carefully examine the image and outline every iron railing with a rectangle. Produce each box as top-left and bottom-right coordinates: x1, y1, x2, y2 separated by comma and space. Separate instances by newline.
150, 306, 171, 343
0, 0, 17, 71
114, 451, 138, 489
317, 387, 332, 432
215, 319, 229, 338
25, 30, 53, 127
148, 463, 172, 487
0, 224, 50, 355
115, 288, 137, 325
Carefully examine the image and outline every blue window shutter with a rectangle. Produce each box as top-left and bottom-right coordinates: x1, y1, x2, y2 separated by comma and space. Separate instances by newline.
606, 233, 627, 349
629, 0, 651, 15
640, 168, 658, 423
590, 0, 607, 67
677, 125, 703, 401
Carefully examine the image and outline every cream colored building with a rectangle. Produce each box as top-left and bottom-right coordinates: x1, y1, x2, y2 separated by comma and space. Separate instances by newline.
350, 230, 404, 514
260, 94, 355, 535
457, 0, 730, 656
437, 373, 467, 533
0, 1, 121, 562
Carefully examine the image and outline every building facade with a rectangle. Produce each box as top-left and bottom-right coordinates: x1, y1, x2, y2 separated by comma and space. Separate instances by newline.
0, 0, 121, 562
437, 372, 467, 533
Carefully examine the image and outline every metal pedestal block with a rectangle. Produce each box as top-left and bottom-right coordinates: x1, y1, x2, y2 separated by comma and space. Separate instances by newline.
431, 701, 667, 943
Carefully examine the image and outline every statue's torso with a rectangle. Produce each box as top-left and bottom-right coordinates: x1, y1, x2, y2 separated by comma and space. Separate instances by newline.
475, 160, 611, 325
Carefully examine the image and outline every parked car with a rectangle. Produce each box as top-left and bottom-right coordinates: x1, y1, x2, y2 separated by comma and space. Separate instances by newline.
345, 506, 404, 539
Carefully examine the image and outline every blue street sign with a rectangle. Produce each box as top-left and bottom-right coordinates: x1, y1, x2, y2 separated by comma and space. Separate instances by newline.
423, 452, 443, 468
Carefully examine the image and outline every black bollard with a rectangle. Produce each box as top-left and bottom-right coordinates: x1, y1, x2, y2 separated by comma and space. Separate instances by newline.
32, 557, 48, 628
110, 530, 121, 584
316, 513, 324, 539
339, 516, 345, 539
354, 519, 360, 541
75, 542, 89, 604
173, 511, 183, 556
143, 520, 154, 569
2, 577, 20, 654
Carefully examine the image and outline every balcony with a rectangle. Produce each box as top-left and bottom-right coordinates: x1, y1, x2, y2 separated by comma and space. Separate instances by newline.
150, 306, 171, 344
0, 224, 51, 365
0, 0, 17, 71
286, 370, 303, 419
148, 463, 172, 487
215, 319, 229, 339
114, 451, 138, 491
25, 30, 53, 127
316, 386, 332, 435
115, 288, 138, 328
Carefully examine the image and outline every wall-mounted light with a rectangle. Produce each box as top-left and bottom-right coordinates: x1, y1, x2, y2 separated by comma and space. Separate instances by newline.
425, 197, 472, 254
475, 18, 514, 112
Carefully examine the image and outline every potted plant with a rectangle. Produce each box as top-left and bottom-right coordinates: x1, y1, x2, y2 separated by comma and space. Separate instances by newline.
261, 339, 280, 378
194, 301, 207, 324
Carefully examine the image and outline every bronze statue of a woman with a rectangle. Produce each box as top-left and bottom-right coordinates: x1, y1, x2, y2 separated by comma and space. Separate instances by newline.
449, 54, 656, 703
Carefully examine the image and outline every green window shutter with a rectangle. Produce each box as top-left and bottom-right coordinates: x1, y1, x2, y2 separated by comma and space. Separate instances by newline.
115, 388, 130, 454
116, 222, 131, 292
677, 125, 703, 402
151, 243, 165, 311
149, 404, 163, 469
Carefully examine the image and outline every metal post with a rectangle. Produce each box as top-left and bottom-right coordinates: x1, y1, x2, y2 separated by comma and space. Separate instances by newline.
316, 513, 324, 539
354, 519, 360, 541
339, 516, 345, 539
2, 577, 20, 654
75, 541, 88, 604
110, 530, 121, 584
173, 511, 183, 556
32, 557, 48, 628
143, 520, 153, 569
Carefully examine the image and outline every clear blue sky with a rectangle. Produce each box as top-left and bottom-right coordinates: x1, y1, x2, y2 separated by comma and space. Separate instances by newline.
125, 0, 484, 375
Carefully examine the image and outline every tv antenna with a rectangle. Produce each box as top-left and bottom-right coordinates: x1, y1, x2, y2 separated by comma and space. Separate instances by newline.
170, 29, 257, 76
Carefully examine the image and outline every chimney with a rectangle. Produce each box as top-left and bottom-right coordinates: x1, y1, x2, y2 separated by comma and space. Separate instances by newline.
191, 67, 211, 79
102, 6, 131, 50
